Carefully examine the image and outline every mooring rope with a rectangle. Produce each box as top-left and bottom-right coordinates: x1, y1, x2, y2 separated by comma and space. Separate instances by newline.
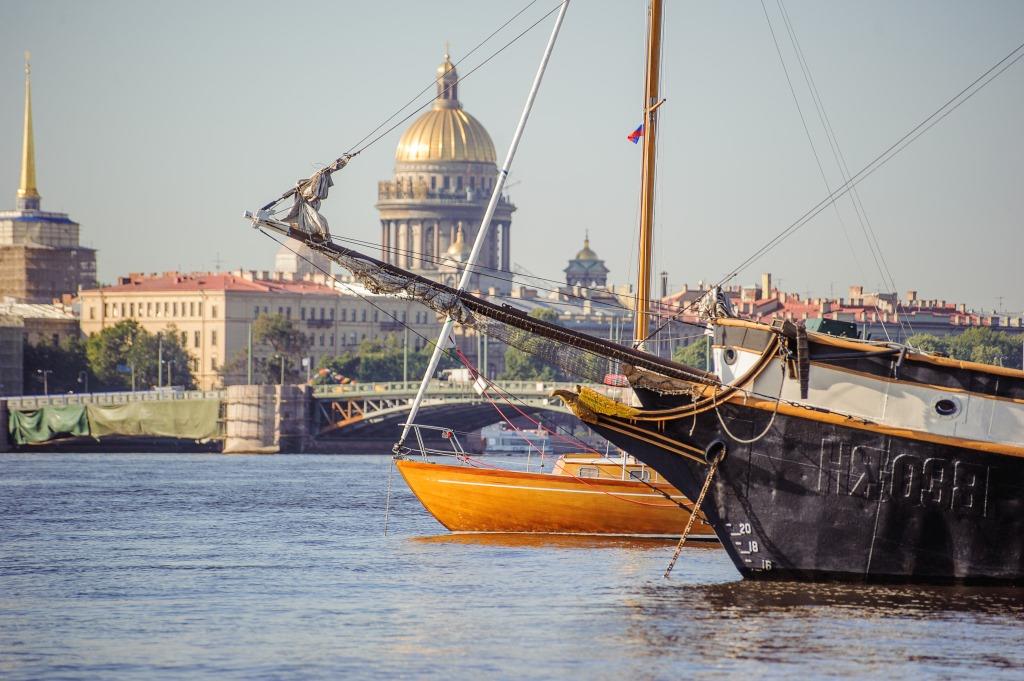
383, 457, 396, 536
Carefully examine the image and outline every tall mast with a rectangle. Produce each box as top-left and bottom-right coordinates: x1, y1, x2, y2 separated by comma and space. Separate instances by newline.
633, 0, 663, 348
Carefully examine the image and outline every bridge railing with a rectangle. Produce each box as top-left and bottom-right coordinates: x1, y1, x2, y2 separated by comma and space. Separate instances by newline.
7, 389, 226, 410
311, 380, 582, 398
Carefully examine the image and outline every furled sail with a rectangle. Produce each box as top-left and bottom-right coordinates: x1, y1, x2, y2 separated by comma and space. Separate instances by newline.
251, 223, 718, 392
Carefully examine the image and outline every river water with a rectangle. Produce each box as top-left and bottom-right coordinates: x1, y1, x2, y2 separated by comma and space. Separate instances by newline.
1, 453, 1022, 679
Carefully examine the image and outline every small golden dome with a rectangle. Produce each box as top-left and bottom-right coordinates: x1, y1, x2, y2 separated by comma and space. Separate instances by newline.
446, 225, 471, 259
575, 235, 598, 261
395, 52, 496, 164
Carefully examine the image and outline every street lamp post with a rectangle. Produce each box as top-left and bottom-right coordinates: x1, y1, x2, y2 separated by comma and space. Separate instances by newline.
165, 360, 174, 388
77, 370, 89, 394
274, 354, 284, 385
36, 368, 52, 396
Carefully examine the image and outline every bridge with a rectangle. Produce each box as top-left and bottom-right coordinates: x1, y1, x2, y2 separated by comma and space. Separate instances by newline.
1, 381, 626, 452
311, 380, 601, 439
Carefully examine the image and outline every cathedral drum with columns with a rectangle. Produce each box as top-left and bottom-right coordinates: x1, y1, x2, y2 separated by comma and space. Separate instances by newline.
377, 52, 515, 294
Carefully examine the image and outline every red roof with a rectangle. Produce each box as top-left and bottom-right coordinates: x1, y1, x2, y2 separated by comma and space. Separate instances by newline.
85, 272, 338, 295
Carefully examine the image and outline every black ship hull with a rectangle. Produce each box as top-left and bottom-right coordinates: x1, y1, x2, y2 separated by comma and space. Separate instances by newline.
588, 401, 1024, 584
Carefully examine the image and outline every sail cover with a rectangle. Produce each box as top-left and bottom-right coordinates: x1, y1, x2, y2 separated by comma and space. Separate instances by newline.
257, 225, 717, 393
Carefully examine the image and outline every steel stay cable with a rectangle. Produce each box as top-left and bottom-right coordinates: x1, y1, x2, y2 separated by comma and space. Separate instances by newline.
331, 232, 709, 326
774, 0, 911, 341
343, 0, 542, 156
350, 3, 564, 158
642, 37, 1024, 344
261, 1, 561, 214
759, 0, 894, 343
266, 231, 881, 435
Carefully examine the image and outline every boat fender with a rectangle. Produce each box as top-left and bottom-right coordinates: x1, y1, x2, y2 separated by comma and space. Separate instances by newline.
703, 439, 727, 466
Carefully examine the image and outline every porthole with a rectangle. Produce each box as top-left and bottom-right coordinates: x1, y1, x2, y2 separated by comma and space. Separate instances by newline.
934, 398, 959, 417
723, 347, 738, 366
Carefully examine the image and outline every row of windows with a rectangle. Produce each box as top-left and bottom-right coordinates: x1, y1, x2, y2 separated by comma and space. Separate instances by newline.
254, 306, 431, 325
425, 175, 494, 192
95, 301, 218, 320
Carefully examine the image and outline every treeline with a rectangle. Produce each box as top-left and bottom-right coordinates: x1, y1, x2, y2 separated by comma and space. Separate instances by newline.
669, 327, 1022, 371
23, 320, 194, 394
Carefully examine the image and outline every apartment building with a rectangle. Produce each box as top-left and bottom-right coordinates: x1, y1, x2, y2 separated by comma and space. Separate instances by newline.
78, 270, 440, 389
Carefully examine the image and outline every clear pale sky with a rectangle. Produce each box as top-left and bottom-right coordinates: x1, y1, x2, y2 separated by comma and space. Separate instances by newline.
1, 1, 1022, 312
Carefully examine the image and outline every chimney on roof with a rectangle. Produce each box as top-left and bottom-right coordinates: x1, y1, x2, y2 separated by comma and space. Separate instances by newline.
849, 285, 863, 299
761, 273, 772, 300
906, 290, 917, 303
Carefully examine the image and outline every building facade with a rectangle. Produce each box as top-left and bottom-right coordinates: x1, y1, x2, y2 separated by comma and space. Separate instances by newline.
0, 54, 96, 303
79, 269, 441, 389
376, 51, 515, 293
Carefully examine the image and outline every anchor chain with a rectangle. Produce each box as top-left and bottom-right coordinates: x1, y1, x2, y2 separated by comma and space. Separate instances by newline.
664, 443, 725, 579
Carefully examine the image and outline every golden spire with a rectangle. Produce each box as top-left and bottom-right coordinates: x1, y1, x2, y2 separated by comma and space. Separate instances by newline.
17, 51, 40, 209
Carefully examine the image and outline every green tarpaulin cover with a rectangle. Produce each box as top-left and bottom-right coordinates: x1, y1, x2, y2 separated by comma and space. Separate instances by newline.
86, 400, 220, 440
9, 405, 90, 445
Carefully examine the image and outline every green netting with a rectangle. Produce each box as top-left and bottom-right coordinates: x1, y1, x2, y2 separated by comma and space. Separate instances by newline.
86, 400, 220, 440
9, 405, 90, 445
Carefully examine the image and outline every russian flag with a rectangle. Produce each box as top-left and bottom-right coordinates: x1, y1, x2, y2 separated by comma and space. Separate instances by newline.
627, 124, 644, 144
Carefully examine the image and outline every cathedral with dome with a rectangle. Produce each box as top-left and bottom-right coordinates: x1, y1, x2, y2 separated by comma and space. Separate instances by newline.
376, 51, 515, 293
563, 232, 609, 288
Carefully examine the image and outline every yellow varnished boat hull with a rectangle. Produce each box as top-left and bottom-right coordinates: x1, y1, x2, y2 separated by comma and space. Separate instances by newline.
396, 459, 716, 538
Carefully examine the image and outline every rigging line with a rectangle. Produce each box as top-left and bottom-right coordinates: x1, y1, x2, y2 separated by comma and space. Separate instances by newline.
644, 37, 1024, 342
269, 228, 908, 421
722, 37, 1024, 286
759, 0, 892, 342
330, 233, 709, 325
343, 0, 542, 156
775, 2, 904, 341
259, 1, 561, 215
776, 0, 914, 340
350, 3, 564, 157
257, 228, 456, 357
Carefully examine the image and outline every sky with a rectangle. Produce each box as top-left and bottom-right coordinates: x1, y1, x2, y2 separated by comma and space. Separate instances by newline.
1, 0, 1022, 312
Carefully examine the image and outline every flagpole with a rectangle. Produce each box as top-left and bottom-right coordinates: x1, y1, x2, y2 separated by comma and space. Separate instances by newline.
395, 0, 571, 453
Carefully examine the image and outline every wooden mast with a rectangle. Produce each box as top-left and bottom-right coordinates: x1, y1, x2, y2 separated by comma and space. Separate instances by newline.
633, 0, 663, 349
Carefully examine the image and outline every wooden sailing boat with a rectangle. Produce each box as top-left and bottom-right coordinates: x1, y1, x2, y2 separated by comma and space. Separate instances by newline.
247, 2, 1024, 581
396, 424, 711, 537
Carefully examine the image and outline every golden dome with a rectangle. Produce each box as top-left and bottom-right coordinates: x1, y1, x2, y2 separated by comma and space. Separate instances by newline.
446, 225, 471, 259
395, 53, 496, 164
575, 235, 598, 261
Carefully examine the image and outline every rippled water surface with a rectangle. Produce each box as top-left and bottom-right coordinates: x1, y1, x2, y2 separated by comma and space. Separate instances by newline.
2, 453, 1022, 679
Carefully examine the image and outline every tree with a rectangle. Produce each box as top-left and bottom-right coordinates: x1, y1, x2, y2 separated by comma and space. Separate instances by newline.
84, 320, 194, 390
908, 329, 1022, 368
499, 307, 567, 381
252, 314, 310, 384
313, 335, 458, 384
673, 338, 708, 371
23, 335, 91, 394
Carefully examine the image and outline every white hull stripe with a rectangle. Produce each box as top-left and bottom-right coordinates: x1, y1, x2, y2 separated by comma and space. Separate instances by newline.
436, 478, 688, 499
